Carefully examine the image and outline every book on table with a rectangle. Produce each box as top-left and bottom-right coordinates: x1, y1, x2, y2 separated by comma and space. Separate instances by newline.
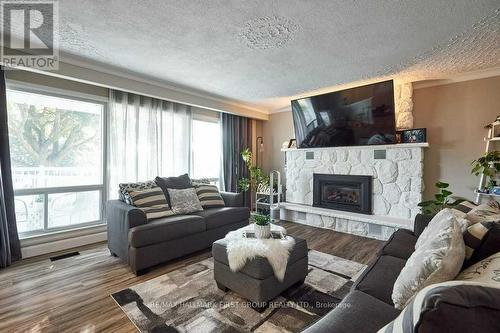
243, 230, 286, 240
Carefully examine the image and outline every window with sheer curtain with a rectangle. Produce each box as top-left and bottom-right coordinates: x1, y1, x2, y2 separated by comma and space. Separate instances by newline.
7, 87, 106, 236
107, 90, 194, 199
191, 109, 221, 185
6, 86, 222, 237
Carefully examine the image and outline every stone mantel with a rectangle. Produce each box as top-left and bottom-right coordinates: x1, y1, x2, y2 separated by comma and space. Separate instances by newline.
281, 202, 413, 229
281, 142, 429, 152
281, 142, 429, 240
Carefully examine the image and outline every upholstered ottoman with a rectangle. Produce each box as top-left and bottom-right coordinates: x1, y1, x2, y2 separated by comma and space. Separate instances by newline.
212, 236, 308, 303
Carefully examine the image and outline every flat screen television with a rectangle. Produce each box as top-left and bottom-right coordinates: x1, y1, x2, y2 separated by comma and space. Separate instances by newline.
291, 80, 396, 148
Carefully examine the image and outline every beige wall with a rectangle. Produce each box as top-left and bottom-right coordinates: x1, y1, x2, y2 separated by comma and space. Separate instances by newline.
262, 76, 500, 202
414, 76, 500, 200
262, 111, 294, 174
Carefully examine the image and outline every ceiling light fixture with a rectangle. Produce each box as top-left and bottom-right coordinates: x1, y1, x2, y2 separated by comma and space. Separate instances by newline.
239, 16, 299, 50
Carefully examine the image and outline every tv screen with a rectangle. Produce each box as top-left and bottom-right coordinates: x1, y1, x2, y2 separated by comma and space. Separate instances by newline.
291, 80, 396, 148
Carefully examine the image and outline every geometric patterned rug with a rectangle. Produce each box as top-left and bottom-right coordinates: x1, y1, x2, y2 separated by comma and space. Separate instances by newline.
111, 250, 367, 333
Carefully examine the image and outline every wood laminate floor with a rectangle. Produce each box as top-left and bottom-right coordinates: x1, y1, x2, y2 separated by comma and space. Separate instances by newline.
0, 221, 384, 333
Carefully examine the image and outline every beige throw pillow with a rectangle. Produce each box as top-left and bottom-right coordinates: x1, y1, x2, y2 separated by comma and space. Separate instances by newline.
392, 217, 465, 309
457, 252, 500, 284
466, 202, 500, 225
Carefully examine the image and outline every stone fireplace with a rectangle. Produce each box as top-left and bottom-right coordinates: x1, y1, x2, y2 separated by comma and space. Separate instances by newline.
313, 174, 372, 214
280, 143, 428, 240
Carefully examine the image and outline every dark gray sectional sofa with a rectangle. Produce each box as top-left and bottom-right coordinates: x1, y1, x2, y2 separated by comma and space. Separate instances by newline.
107, 191, 249, 274
303, 214, 500, 333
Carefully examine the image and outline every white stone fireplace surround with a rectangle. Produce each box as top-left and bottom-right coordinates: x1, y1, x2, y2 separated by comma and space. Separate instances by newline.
280, 143, 428, 240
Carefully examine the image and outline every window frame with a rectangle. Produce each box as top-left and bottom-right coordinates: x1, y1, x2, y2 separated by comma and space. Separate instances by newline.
190, 110, 221, 185
6, 80, 108, 238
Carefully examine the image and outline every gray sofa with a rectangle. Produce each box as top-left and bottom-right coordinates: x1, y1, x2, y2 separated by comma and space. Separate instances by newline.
302, 215, 500, 333
107, 191, 249, 274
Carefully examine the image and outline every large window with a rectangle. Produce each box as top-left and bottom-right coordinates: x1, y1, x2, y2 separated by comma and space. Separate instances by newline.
7, 87, 106, 236
191, 114, 221, 184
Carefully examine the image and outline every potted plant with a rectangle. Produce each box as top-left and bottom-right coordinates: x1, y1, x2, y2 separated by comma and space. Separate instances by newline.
418, 181, 463, 215
471, 151, 500, 189
238, 148, 269, 208
252, 213, 271, 239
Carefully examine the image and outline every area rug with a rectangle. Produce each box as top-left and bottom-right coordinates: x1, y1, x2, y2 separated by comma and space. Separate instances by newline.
112, 250, 367, 333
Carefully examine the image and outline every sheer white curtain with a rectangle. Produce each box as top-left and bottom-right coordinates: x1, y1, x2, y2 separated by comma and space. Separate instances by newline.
108, 90, 191, 199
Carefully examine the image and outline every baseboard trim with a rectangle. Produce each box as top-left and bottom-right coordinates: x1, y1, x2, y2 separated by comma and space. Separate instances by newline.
21, 231, 107, 259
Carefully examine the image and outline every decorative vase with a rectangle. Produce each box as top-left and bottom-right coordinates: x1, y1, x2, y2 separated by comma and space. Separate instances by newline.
254, 223, 271, 239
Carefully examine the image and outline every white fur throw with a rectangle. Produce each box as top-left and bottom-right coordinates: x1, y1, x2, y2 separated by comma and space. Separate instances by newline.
224, 225, 296, 282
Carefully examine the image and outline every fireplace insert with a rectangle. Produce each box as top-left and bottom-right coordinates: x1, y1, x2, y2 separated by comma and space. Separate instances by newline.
313, 174, 372, 214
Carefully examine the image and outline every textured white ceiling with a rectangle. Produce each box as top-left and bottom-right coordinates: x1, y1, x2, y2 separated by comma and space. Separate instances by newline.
50, 1, 500, 110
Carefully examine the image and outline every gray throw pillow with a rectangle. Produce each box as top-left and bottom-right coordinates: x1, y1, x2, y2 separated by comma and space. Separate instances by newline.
379, 280, 500, 333
155, 174, 192, 205
167, 187, 203, 215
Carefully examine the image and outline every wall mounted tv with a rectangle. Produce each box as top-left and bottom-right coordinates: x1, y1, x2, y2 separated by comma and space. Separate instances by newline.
291, 80, 396, 148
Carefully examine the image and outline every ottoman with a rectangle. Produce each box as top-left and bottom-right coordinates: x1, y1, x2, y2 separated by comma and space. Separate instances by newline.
212, 236, 308, 303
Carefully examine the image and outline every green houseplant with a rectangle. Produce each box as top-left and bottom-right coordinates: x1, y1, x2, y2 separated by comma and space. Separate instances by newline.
238, 148, 269, 193
418, 181, 463, 215
252, 213, 271, 239
471, 151, 500, 189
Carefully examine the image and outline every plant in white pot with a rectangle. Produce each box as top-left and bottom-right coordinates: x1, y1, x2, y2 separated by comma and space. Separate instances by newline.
252, 214, 271, 239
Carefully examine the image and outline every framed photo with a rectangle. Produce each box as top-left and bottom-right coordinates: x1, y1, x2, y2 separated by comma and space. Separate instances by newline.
398, 128, 427, 143
395, 131, 403, 144
288, 139, 297, 148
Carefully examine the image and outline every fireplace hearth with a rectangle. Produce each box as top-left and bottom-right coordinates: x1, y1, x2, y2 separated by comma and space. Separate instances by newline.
313, 174, 372, 214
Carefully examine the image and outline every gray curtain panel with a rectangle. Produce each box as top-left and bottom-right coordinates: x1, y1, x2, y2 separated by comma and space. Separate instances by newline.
0, 67, 21, 268
221, 113, 251, 207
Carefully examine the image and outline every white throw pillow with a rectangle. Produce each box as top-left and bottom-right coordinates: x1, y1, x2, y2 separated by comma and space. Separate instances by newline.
392, 218, 465, 309
457, 252, 500, 284
416, 208, 469, 249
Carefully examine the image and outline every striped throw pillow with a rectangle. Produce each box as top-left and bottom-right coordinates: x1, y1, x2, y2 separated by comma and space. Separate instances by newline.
195, 184, 225, 208
119, 180, 157, 204
128, 187, 174, 220
463, 221, 498, 259
379, 280, 500, 333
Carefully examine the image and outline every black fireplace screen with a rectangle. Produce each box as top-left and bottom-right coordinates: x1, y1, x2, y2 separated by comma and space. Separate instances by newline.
321, 184, 361, 206
313, 174, 372, 214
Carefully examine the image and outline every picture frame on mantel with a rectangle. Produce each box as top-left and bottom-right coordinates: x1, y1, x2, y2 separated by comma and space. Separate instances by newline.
397, 128, 427, 144
288, 139, 297, 148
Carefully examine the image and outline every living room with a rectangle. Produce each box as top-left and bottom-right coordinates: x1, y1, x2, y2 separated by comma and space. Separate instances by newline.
1, 1, 500, 332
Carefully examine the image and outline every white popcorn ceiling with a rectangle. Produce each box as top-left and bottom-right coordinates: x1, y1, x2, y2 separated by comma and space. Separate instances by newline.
48, 1, 500, 111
